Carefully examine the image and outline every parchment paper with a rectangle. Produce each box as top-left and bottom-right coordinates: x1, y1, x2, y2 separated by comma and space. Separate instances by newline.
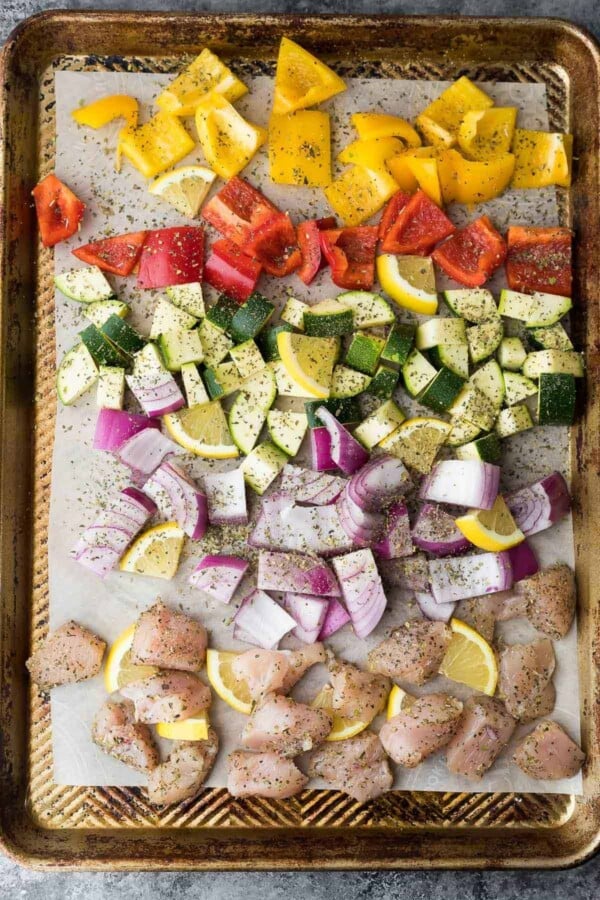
51, 69, 581, 794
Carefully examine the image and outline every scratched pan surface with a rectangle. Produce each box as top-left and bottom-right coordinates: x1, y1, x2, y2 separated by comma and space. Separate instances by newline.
0, 12, 599, 870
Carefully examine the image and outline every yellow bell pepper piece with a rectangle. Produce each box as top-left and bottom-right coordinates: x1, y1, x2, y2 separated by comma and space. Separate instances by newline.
437, 148, 515, 204
338, 137, 404, 171
404, 157, 442, 206
324, 165, 398, 227
156, 48, 248, 117
269, 111, 331, 187
511, 129, 573, 189
457, 107, 517, 160
387, 147, 438, 193
119, 111, 195, 179
72, 95, 138, 130
416, 76, 494, 148
273, 37, 346, 115
195, 93, 267, 180
351, 113, 421, 148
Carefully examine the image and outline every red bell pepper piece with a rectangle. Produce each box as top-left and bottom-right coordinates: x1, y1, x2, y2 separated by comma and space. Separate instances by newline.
433, 215, 507, 288
137, 226, 205, 289
202, 176, 280, 248
320, 226, 378, 290
247, 213, 302, 277
73, 231, 147, 276
32, 174, 85, 248
506, 226, 572, 296
296, 216, 337, 285
204, 238, 262, 303
380, 189, 455, 255
378, 190, 411, 241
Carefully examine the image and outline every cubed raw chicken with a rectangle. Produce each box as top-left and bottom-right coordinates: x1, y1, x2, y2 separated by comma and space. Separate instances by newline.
368, 619, 451, 686
26, 620, 106, 689
241, 694, 332, 756
454, 595, 506, 642
227, 750, 308, 798
231, 644, 326, 701
130, 600, 207, 672
92, 699, 158, 772
146, 729, 219, 806
498, 638, 556, 722
379, 693, 463, 767
445, 696, 516, 779
514, 564, 576, 639
328, 659, 389, 722
120, 671, 211, 723
305, 731, 393, 803
513, 720, 585, 780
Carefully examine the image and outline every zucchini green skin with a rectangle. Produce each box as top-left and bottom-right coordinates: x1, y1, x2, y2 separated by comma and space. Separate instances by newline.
205, 294, 240, 332
257, 323, 294, 361
366, 364, 399, 400
344, 332, 384, 375
100, 314, 146, 355
305, 397, 361, 429
538, 373, 576, 425
304, 308, 354, 337
418, 367, 465, 414
456, 432, 502, 463
79, 324, 129, 368
381, 323, 415, 368
230, 292, 275, 343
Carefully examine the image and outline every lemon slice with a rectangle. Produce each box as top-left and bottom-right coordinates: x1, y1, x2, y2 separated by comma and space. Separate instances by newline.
377, 254, 439, 315
148, 165, 216, 218
164, 400, 239, 459
386, 684, 413, 720
276, 333, 337, 399
206, 649, 253, 715
104, 624, 160, 693
439, 618, 498, 696
380, 416, 451, 476
119, 522, 185, 580
312, 685, 370, 742
455, 495, 525, 552
156, 715, 209, 741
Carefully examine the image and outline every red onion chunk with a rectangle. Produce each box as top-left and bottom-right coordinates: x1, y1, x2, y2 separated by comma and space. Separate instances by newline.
279, 464, 345, 505
233, 589, 296, 649
125, 370, 185, 417
257, 551, 341, 597
144, 461, 208, 539
122, 486, 157, 517
507, 540, 539, 582
420, 460, 500, 510
412, 503, 470, 557
189, 554, 249, 603
332, 549, 388, 638
378, 553, 430, 592
116, 427, 177, 477
282, 592, 329, 644
318, 598, 351, 639
248, 492, 295, 549
203, 468, 248, 526
250, 494, 354, 556
506, 471, 571, 536
337, 484, 386, 547
311, 427, 335, 471
93, 409, 160, 452
428, 552, 513, 604
374, 502, 413, 560
415, 592, 457, 623
316, 407, 369, 475
349, 455, 411, 512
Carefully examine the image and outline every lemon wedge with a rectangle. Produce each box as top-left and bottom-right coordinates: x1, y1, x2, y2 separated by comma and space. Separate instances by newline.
386, 684, 413, 720
148, 165, 216, 218
312, 684, 370, 742
119, 522, 185, 580
377, 254, 438, 315
156, 716, 209, 741
104, 624, 159, 694
164, 400, 239, 459
439, 618, 498, 696
455, 495, 525, 552
206, 649, 253, 715
276, 332, 337, 399
380, 416, 451, 475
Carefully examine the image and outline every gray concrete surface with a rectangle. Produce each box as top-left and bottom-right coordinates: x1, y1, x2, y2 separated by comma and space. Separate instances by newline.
1, 0, 599, 895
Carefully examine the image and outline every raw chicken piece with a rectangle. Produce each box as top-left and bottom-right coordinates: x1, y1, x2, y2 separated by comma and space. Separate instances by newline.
379, 693, 463, 767
228, 750, 308, 798
92, 699, 158, 772
26, 620, 106, 689
147, 729, 219, 806
305, 731, 393, 803
455, 595, 507, 642
232, 644, 326, 701
130, 601, 207, 672
368, 619, 452, 686
513, 720, 585, 780
498, 638, 556, 722
446, 696, 516, 779
514, 564, 576, 639
328, 659, 389, 722
120, 671, 211, 723
241, 694, 332, 756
